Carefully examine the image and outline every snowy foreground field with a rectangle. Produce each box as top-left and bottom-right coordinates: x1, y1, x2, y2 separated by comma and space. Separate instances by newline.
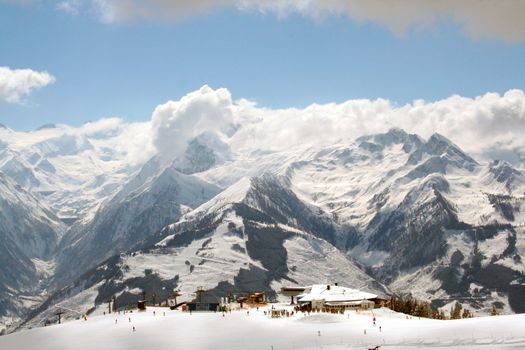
1, 307, 525, 350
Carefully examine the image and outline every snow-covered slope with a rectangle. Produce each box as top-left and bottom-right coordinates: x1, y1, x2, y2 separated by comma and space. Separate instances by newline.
291, 130, 525, 314
3, 306, 525, 350
0, 172, 64, 330
53, 156, 222, 287
275, 129, 525, 314
0, 123, 150, 329
193, 128, 525, 314
22, 173, 387, 328
0, 122, 150, 223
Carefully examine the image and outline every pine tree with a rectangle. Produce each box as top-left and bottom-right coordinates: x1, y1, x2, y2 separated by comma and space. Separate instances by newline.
419, 302, 431, 318
491, 306, 498, 316
388, 294, 447, 320
439, 310, 446, 320
451, 302, 462, 319
405, 299, 413, 315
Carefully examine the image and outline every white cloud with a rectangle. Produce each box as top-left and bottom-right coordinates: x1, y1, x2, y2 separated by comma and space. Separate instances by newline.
6, 0, 525, 41
148, 86, 525, 168
86, 0, 525, 42
70, 117, 155, 167
6, 85, 524, 170
0, 66, 56, 103
151, 85, 235, 163
247, 0, 525, 43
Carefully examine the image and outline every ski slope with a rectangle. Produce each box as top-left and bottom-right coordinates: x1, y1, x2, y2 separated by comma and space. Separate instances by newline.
1, 307, 524, 350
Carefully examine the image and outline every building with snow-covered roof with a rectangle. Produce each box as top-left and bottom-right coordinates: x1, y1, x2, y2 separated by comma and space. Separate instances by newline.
295, 284, 378, 310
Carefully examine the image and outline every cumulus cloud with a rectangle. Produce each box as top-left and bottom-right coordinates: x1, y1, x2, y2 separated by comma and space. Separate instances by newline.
0, 66, 56, 103
146, 85, 525, 168
151, 85, 235, 163
86, 0, 525, 42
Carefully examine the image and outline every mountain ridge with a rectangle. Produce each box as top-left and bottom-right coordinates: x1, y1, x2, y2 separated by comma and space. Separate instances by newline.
1, 128, 525, 333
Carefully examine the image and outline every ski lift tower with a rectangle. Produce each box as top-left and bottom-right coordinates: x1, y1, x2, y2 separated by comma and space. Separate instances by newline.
170, 290, 182, 306
55, 309, 65, 324
195, 286, 205, 304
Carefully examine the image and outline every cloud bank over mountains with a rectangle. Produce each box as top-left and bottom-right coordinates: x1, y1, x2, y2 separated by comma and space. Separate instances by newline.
52, 0, 525, 42
0, 66, 55, 103
226, 88, 525, 166
151, 85, 235, 163
5, 85, 523, 169
146, 86, 525, 168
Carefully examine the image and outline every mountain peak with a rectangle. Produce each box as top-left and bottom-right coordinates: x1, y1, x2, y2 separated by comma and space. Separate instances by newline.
357, 128, 424, 155
386, 127, 408, 137
423, 132, 478, 168
357, 128, 407, 146
35, 123, 57, 131
374, 128, 409, 145
0, 123, 7, 129
489, 159, 522, 188
428, 132, 453, 145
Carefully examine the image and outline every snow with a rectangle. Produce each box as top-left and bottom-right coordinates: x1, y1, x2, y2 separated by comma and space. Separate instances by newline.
478, 232, 511, 267
182, 176, 252, 220
121, 212, 262, 300
389, 266, 446, 303
1, 306, 524, 350
4, 126, 525, 332
31, 258, 56, 279
298, 284, 377, 303
349, 245, 390, 268
27, 281, 107, 329
0, 122, 151, 219
280, 236, 382, 294
289, 142, 413, 229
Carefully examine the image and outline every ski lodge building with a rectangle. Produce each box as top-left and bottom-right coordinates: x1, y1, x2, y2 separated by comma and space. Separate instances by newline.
282, 284, 380, 310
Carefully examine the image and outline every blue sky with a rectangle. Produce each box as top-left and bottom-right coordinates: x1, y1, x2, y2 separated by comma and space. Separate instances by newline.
0, 1, 524, 131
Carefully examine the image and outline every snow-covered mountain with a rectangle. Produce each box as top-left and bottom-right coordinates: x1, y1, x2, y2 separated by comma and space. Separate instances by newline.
274, 129, 524, 315
0, 122, 149, 331
0, 172, 64, 330
53, 156, 221, 287
22, 173, 387, 328
0, 123, 146, 222
1, 126, 525, 333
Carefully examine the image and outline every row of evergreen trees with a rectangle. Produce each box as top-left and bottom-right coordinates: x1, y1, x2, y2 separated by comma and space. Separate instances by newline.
389, 295, 477, 320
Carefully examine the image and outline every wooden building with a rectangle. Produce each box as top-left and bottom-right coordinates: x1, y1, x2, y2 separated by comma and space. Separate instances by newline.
247, 292, 266, 304
137, 300, 146, 311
